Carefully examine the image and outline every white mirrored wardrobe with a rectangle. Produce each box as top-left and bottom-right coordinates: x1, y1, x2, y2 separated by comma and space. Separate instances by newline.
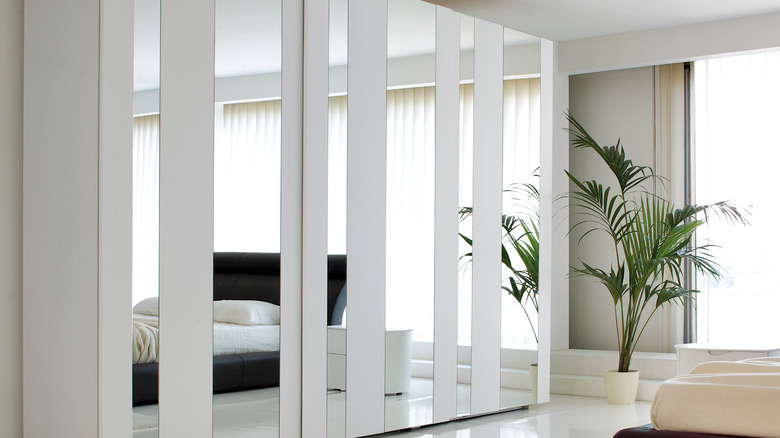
126, 0, 551, 437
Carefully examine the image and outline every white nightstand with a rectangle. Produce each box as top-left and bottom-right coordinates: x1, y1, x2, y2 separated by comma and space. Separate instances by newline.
675, 343, 780, 375
327, 325, 413, 395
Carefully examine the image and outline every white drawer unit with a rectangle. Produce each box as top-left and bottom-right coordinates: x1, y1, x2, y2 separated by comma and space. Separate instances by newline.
675, 343, 780, 375
327, 325, 413, 394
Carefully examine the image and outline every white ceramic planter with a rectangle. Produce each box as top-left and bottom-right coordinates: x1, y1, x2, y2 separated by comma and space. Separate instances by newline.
603, 370, 639, 405
529, 363, 538, 401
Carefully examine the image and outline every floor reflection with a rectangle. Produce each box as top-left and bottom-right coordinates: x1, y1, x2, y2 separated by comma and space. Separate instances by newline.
133, 389, 651, 438
132, 378, 539, 437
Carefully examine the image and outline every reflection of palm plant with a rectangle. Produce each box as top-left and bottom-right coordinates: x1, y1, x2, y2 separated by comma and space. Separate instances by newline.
565, 112, 748, 373
459, 176, 540, 343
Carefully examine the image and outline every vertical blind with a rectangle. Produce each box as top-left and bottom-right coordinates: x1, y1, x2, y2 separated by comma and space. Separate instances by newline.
132, 79, 540, 346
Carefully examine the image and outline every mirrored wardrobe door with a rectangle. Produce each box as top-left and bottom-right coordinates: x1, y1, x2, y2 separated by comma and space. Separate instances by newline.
131, 0, 160, 434
384, 0, 436, 432
499, 28, 541, 410
326, 0, 348, 436
456, 13, 474, 419
212, 0, 282, 436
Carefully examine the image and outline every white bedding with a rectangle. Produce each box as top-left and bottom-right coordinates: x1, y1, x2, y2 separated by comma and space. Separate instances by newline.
651, 361, 780, 438
132, 314, 279, 364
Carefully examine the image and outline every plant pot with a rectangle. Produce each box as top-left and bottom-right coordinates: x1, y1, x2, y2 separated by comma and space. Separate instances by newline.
529, 363, 538, 401
603, 370, 639, 405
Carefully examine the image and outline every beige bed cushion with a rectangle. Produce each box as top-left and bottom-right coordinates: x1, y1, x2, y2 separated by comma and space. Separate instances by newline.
651, 372, 780, 438
690, 360, 780, 374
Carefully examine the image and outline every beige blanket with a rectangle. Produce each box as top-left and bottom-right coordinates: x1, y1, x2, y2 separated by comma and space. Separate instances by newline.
132, 316, 159, 364
651, 371, 780, 438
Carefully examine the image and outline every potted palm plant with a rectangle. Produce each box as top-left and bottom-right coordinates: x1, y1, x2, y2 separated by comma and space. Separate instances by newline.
565, 112, 747, 404
460, 175, 540, 396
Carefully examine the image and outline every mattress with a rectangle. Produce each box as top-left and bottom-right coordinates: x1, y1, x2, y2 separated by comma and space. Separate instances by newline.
651, 368, 780, 438
133, 314, 279, 363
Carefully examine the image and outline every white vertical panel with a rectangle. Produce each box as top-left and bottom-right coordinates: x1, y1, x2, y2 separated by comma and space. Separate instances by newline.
98, 0, 133, 436
433, 6, 459, 424
280, 0, 304, 435
470, 18, 503, 416
538, 38, 568, 404
23, 0, 100, 436
346, 0, 387, 435
302, 0, 329, 435
158, 0, 214, 436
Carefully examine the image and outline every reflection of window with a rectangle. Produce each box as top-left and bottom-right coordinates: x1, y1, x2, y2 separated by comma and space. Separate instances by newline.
131, 79, 541, 347
132, 115, 159, 306
694, 52, 780, 345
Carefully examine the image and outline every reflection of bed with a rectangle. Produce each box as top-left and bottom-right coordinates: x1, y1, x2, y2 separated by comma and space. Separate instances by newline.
132, 252, 347, 406
614, 358, 780, 438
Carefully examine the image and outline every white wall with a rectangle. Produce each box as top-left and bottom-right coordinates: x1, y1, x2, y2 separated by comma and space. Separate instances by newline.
0, 0, 23, 436
559, 12, 780, 74
567, 66, 670, 353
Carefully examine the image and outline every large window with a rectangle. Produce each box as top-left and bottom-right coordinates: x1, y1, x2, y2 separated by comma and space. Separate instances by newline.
693, 51, 780, 345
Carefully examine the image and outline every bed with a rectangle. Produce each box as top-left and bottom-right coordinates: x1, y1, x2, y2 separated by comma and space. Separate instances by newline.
132, 252, 347, 406
614, 358, 780, 438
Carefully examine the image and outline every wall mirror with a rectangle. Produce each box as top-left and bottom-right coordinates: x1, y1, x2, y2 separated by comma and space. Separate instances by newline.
328, 1, 545, 434
499, 26, 541, 411
212, 0, 283, 437
327, 0, 348, 436
130, 0, 284, 436
384, 0, 436, 431
131, 0, 160, 435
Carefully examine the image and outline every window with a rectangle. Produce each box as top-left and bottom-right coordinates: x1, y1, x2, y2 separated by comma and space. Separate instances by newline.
693, 51, 780, 345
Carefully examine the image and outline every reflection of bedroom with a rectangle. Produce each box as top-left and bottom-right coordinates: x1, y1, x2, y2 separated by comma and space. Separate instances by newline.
130, 3, 542, 431
12, 0, 780, 438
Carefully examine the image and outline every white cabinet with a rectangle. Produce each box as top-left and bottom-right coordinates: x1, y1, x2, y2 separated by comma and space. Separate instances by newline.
675, 343, 780, 375
327, 325, 413, 394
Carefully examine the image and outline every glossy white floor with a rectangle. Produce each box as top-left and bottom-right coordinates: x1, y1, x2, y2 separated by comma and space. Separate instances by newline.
133, 378, 651, 437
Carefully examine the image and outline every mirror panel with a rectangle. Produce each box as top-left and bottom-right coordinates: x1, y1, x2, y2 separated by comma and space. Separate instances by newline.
132, 0, 160, 434
456, 13, 474, 419
499, 27, 541, 410
327, 0, 348, 436
212, 0, 282, 436
384, 0, 437, 432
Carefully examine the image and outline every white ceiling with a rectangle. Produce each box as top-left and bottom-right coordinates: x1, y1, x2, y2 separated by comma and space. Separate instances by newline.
425, 0, 780, 42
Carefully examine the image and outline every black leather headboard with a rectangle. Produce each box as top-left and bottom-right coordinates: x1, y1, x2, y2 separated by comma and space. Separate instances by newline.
213, 252, 347, 325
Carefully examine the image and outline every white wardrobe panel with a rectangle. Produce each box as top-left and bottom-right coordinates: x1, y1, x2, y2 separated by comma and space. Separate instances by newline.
99, 0, 134, 436
433, 5, 460, 424
158, 0, 215, 436
470, 18, 503, 416
302, 0, 329, 436
280, 0, 305, 436
346, 0, 388, 436
23, 0, 100, 435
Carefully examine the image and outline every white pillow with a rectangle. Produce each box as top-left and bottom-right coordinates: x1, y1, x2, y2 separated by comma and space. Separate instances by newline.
133, 297, 159, 317
214, 300, 280, 326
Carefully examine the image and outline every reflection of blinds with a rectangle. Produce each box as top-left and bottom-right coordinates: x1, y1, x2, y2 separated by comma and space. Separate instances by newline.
215, 100, 282, 252
132, 115, 160, 305
131, 79, 541, 345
